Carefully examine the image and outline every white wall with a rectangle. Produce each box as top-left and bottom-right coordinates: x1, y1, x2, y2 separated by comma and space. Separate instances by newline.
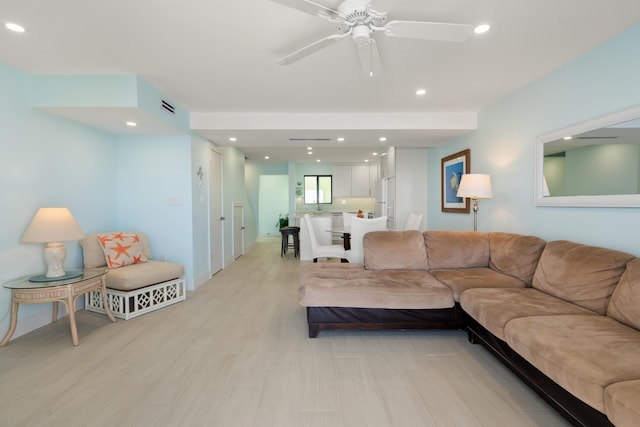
428, 24, 640, 254
395, 148, 429, 231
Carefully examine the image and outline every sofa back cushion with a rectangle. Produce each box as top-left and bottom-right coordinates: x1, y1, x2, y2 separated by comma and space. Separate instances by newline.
363, 230, 428, 270
532, 240, 634, 314
424, 230, 489, 270
489, 232, 546, 285
80, 231, 152, 268
607, 257, 640, 330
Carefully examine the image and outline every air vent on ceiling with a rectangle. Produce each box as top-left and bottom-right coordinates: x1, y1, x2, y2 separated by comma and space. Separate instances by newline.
577, 136, 617, 139
288, 138, 331, 141
161, 99, 175, 115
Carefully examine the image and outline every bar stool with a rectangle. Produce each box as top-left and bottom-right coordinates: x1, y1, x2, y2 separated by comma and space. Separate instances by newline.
280, 226, 300, 257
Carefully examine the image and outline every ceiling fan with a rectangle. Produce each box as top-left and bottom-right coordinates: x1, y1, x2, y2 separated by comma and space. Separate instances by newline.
269, 0, 475, 77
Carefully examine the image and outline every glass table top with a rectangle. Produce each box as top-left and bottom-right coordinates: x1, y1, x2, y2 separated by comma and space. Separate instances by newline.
3, 268, 108, 290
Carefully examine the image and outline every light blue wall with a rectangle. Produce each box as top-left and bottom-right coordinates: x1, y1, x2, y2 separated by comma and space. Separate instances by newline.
428, 24, 640, 254
114, 135, 195, 286
0, 63, 118, 335
191, 135, 211, 287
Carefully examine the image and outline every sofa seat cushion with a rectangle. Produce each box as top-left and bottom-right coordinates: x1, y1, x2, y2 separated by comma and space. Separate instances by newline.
532, 240, 635, 315
302, 263, 366, 280
298, 270, 454, 309
430, 268, 526, 302
460, 288, 598, 341
604, 380, 640, 427
424, 230, 489, 270
105, 260, 184, 291
504, 315, 640, 412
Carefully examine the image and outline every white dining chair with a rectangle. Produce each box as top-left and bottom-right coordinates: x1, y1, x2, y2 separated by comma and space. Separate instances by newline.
303, 214, 347, 262
404, 213, 423, 231
346, 216, 387, 265
342, 212, 355, 231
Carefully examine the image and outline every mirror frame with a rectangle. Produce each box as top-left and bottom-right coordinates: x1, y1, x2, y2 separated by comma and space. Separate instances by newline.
535, 104, 640, 207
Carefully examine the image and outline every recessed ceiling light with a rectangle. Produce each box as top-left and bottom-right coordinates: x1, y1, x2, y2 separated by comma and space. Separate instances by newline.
264, 156, 270, 160
229, 137, 237, 142
372, 152, 378, 156
474, 24, 490, 34
337, 137, 345, 142
415, 89, 427, 96
307, 146, 313, 150
563, 136, 573, 140
364, 159, 369, 163
308, 151, 313, 155
5, 22, 26, 33
126, 121, 137, 127
316, 159, 321, 163
379, 137, 387, 142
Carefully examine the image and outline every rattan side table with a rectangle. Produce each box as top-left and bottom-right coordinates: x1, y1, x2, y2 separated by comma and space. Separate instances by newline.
0, 268, 116, 346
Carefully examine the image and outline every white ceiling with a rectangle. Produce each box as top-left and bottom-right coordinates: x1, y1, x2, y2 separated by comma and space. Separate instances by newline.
2, 0, 640, 163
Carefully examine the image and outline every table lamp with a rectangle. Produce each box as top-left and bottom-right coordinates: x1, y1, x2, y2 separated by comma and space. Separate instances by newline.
21, 207, 85, 280
456, 174, 493, 231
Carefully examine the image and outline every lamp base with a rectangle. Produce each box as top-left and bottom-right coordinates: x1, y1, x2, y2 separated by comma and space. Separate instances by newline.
29, 270, 83, 283
44, 242, 67, 278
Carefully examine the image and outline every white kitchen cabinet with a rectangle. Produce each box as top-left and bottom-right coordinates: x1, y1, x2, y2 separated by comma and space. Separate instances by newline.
332, 165, 351, 197
333, 164, 378, 197
351, 165, 370, 197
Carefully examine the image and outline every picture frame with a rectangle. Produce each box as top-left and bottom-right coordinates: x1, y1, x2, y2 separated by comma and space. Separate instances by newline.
441, 149, 470, 213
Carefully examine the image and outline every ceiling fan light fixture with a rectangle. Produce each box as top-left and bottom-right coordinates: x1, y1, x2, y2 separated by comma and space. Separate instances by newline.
352, 24, 371, 46
474, 24, 491, 34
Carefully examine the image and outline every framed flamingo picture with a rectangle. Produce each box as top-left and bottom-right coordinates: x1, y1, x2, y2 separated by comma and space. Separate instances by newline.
441, 149, 470, 213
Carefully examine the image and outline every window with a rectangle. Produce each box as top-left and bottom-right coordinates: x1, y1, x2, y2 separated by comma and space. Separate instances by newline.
304, 175, 332, 204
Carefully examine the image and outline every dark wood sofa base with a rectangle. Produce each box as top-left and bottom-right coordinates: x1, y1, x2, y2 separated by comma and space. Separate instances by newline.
465, 316, 613, 427
306, 304, 465, 338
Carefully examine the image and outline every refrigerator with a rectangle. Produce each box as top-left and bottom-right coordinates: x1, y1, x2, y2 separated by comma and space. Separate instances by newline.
374, 177, 396, 230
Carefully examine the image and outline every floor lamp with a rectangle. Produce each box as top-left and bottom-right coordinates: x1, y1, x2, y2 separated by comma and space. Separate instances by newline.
456, 174, 493, 231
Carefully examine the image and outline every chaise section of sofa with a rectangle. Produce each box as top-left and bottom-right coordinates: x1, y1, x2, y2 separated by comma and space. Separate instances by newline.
299, 230, 462, 337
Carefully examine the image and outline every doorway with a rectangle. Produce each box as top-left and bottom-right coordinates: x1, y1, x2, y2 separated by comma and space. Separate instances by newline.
209, 148, 224, 276
258, 175, 289, 237
233, 203, 244, 259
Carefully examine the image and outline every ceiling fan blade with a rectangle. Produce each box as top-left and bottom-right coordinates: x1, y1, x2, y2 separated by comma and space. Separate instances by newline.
356, 38, 382, 78
278, 33, 349, 65
268, 0, 344, 22
384, 20, 473, 42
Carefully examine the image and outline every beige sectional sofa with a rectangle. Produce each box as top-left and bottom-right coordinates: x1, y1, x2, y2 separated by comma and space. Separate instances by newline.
299, 230, 640, 427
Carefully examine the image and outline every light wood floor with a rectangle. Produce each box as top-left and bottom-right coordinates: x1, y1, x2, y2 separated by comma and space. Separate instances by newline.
0, 237, 571, 427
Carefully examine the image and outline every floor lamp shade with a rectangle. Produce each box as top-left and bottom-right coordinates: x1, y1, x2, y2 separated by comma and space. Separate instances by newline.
456, 174, 493, 231
456, 174, 493, 199
21, 208, 85, 278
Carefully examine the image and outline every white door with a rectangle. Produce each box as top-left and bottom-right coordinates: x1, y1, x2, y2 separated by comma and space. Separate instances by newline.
233, 203, 244, 259
209, 148, 224, 276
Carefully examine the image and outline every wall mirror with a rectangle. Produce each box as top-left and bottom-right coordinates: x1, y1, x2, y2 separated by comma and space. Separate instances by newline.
535, 105, 640, 207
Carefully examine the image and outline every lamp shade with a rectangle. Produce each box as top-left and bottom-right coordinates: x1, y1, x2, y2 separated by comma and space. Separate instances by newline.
21, 207, 85, 243
456, 174, 493, 199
